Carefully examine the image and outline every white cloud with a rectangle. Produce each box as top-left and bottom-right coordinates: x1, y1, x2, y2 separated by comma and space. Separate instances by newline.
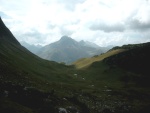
0, 0, 150, 46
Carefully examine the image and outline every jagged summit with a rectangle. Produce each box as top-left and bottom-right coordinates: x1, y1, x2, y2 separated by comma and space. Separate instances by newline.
58, 35, 78, 46
36, 35, 104, 64
0, 17, 20, 45
60, 35, 70, 40
59, 36, 74, 42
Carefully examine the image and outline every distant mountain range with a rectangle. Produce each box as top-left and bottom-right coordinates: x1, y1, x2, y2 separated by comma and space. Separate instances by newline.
20, 41, 42, 54
21, 36, 112, 64
78, 40, 100, 48
34, 36, 111, 64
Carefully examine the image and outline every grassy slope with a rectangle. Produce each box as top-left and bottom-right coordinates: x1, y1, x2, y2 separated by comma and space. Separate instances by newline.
73, 49, 125, 69
0, 41, 88, 92
72, 42, 150, 113
83, 42, 150, 88
1, 40, 150, 113
0, 24, 93, 112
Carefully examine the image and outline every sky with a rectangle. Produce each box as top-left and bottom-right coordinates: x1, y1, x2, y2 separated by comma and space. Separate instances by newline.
0, 0, 150, 47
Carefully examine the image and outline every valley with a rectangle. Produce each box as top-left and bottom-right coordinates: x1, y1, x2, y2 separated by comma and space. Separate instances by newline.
0, 17, 150, 113
22, 36, 111, 64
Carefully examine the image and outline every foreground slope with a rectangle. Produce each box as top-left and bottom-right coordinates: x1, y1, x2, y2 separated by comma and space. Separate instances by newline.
73, 42, 150, 113
0, 17, 100, 113
103, 42, 150, 86
0, 17, 72, 88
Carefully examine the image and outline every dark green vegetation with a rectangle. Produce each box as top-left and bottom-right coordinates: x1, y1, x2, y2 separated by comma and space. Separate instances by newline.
104, 42, 150, 80
0, 17, 150, 113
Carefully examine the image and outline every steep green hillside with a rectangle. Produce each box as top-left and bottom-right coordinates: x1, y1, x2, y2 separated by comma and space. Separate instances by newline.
73, 42, 150, 113
104, 42, 150, 74
103, 42, 150, 86
0, 17, 92, 113
0, 19, 72, 89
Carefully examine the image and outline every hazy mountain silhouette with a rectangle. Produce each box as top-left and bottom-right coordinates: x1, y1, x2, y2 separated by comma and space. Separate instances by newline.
36, 36, 105, 64
21, 41, 42, 54
79, 40, 100, 48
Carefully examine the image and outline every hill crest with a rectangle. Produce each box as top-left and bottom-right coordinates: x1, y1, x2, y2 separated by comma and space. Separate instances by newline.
0, 17, 20, 45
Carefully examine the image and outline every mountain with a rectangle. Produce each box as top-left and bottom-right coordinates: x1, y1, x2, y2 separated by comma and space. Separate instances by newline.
0, 17, 94, 113
0, 17, 72, 86
0, 17, 149, 113
36, 36, 105, 64
79, 40, 100, 48
20, 41, 42, 54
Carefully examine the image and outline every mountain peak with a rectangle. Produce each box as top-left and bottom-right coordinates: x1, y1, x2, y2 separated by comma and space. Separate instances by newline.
79, 40, 85, 44
58, 35, 78, 45
0, 17, 6, 27
0, 17, 20, 45
60, 35, 72, 40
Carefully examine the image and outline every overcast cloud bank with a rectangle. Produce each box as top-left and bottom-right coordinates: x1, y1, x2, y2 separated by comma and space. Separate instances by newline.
0, 0, 150, 46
